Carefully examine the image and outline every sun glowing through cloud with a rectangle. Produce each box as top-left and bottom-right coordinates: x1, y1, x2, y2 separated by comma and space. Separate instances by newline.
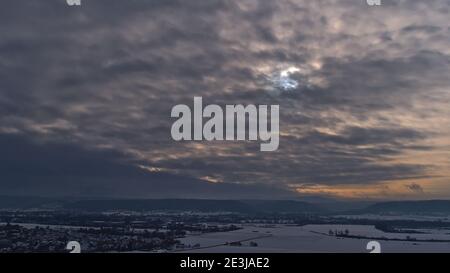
267, 66, 301, 91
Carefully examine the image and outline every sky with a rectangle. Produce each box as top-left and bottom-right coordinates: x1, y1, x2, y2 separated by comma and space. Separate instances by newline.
0, 0, 449, 200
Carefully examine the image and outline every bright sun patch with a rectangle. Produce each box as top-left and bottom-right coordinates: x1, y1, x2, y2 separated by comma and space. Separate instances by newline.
268, 66, 301, 91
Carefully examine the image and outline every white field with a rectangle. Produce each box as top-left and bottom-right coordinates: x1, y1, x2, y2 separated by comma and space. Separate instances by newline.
335, 214, 450, 222
177, 224, 450, 253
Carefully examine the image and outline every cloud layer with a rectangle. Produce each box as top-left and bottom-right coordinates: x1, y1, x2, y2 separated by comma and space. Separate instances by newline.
0, 0, 449, 200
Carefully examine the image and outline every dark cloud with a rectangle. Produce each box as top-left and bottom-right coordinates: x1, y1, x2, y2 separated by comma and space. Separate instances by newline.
405, 183, 425, 194
0, 0, 449, 199
0, 134, 293, 199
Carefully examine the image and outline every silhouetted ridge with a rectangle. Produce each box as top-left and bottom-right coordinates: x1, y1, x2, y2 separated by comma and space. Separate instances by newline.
64, 199, 324, 213
363, 200, 450, 214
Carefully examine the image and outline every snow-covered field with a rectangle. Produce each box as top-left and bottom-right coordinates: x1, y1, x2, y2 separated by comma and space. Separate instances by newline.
305, 224, 450, 241
335, 214, 450, 222
178, 224, 450, 253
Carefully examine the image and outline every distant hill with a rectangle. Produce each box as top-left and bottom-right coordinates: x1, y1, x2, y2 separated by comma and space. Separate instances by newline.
64, 199, 324, 214
362, 200, 450, 215
4, 196, 449, 215
0, 196, 64, 210
65, 199, 251, 213
240, 200, 323, 213
0, 196, 323, 213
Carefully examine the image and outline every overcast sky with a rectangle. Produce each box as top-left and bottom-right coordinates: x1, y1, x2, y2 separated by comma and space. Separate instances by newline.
0, 0, 449, 200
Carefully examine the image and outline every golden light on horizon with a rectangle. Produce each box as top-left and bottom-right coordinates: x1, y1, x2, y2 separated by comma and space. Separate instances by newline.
292, 179, 435, 200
